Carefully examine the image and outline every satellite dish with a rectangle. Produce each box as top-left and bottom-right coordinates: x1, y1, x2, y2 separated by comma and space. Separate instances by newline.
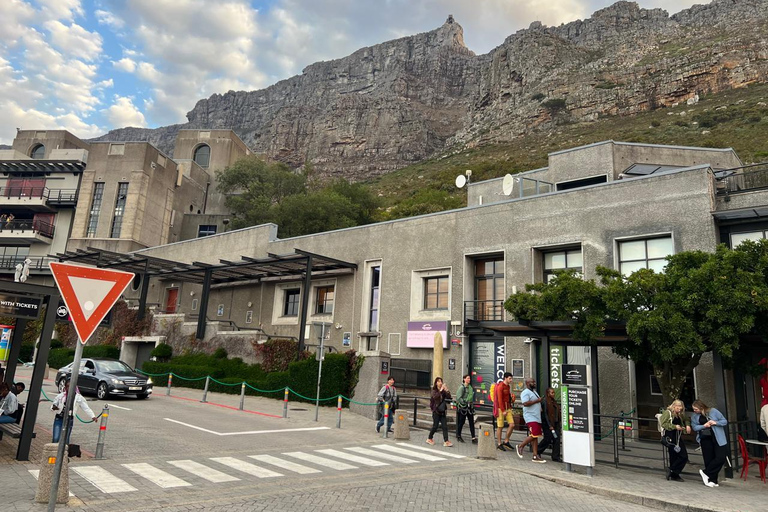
455, 175, 467, 188
502, 174, 516, 196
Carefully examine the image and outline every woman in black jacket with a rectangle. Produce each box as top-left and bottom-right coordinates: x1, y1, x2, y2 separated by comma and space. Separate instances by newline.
427, 377, 453, 447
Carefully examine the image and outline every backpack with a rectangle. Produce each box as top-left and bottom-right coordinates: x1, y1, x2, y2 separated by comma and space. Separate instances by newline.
489, 383, 496, 403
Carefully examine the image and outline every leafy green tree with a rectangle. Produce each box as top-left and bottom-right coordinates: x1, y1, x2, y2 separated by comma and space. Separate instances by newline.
273, 191, 361, 238
505, 241, 768, 404
383, 189, 464, 219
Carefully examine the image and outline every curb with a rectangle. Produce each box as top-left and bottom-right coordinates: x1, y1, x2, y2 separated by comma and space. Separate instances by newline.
517, 468, 733, 512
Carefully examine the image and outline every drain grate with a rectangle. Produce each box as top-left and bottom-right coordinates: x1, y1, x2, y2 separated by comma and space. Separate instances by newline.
289, 408, 308, 411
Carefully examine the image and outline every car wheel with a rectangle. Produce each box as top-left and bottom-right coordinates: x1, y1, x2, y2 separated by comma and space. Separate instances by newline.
97, 382, 109, 400
137, 393, 149, 400
57, 379, 67, 393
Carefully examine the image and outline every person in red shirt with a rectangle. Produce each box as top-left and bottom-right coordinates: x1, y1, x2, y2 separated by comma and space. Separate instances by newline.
494, 372, 516, 451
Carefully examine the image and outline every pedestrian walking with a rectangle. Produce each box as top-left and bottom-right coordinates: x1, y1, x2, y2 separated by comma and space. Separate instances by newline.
455, 374, 477, 443
692, 399, 728, 487
537, 387, 561, 462
494, 372, 516, 451
516, 377, 546, 463
51, 376, 98, 444
426, 377, 452, 447
375, 376, 397, 433
660, 399, 691, 481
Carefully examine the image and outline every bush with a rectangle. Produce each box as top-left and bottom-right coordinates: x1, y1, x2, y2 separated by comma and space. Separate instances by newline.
213, 347, 228, 359
19, 343, 35, 363
531, 92, 545, 101
151, 343, 173, 362
255, 338, 301, 372
542, 98, 567, 113
47, 345, 121, 369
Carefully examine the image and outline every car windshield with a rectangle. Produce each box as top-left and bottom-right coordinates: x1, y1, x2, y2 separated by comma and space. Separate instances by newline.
96, 361, 133, 373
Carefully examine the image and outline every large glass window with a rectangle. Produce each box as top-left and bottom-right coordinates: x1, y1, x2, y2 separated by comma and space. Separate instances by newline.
424, 276, 449, 310
544, 248, 583, 283
283, 288, 300, 316
110, 182, 129, 238
197, 225, 217, 237
618, 236, 673, 275
474, 257, 504, 320
193, 144, 211, 168
315, 285, 334, 314
30, 144, 45, 159
369, 266, 381, 331
730, 230, 765, 247
86, 182, 105, 237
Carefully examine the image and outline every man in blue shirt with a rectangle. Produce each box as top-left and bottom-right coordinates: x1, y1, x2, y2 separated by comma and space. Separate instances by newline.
516, 378, 546, 463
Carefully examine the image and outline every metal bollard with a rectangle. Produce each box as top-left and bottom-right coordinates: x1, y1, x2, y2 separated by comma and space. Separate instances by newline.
166, 374, 172, 396
382, 400, 390, 439
283, 387, 289, 418
239, 382, 246, 411
336, 396, 343, 429
201, 376, 210, 403
94, 405, 109, 460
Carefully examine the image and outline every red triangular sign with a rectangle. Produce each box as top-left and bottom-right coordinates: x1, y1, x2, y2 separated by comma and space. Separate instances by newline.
49, 262, 134, 344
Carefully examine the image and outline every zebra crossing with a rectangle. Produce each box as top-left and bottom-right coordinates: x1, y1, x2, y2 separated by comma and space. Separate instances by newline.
34, 443, 466, 496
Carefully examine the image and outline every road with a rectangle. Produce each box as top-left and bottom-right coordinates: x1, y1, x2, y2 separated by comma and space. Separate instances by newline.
6, 368, 663, 512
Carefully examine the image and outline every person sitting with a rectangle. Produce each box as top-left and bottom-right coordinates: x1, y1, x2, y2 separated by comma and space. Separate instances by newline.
13, 382, 25, 396
0, 382, 19, 424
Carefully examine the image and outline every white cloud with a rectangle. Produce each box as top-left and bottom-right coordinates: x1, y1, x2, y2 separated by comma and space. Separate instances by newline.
113, 57, 137, 73
43, 20, 103, 61
0, 100, 102, 144
95, 9, 125, 29
36, 0, 83, 22
102, 96, 147, 127
0, 0, 37, 46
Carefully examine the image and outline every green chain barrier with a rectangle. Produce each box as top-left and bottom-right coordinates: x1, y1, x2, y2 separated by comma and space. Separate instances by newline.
137, 370, 169, 377
209, 377, 241, 386
288, 388, 338, 402
39, 387, 103, 422
339, 395, 379, 406
170, 372, 207, 382
243, 382, 284, 394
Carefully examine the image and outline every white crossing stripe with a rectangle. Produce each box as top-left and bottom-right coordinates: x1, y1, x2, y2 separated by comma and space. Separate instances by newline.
29, 470, 75, 497
168, 460, 240, 483
122, 463, 192, 488
316, 449, 389, 467
398, 443, 466, 459
283, 452, 357, 470
249, 455, 321, 474
71, 466, 137, 493
345, 446, 418, 464
371, 444, 446, 461
210, 457, 283, 478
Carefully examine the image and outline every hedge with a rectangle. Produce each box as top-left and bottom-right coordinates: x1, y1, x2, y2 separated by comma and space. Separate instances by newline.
47, 345, 121, 369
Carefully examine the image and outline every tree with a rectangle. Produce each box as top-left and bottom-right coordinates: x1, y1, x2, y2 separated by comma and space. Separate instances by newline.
504, 241, 768, 404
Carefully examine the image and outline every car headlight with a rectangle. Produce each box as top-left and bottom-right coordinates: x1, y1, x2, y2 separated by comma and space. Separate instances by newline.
147, 378, 153, 385
111, 378, 123, 384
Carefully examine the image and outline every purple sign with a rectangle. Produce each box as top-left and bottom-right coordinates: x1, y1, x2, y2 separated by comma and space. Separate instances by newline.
407, 321, 448, 348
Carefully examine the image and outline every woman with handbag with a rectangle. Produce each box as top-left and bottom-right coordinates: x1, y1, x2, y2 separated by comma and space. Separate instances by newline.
660, 399, 691, 481
455, 374, 477, 443
427, 377, 453, 447
692, 399, 728, 487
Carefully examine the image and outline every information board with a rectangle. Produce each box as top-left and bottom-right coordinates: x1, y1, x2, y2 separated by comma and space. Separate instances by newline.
470, 339, 504, 403
562, 386, 589, 432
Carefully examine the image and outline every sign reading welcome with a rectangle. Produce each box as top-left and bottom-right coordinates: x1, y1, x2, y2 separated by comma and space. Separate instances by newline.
406, 321, 448, 348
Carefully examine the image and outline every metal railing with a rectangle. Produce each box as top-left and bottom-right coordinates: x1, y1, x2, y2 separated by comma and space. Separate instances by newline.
0, 186, 78, 204
0, 256, 56, 270
464, 300, 505, 321
717, 162, 768, 195
0, 218, 55, 238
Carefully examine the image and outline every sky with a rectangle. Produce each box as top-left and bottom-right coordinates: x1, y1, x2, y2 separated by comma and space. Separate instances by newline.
0, 0, 705, 145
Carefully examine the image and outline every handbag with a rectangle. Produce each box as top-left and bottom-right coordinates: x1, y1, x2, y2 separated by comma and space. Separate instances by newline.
661, 431, 682, 453
436, 398, 448, 413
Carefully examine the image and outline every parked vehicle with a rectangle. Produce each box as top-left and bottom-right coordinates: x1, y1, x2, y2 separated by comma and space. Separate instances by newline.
55, 358, 153, 399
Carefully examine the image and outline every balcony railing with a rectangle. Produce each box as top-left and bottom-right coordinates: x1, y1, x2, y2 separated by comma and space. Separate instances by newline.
716, 162, 768, 195
0, 218, 55, 238
464, 300, 506, 322
0, 256, 56, 271
0, 186, 79, 205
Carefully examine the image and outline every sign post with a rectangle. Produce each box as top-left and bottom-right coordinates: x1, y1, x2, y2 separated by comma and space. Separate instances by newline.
313, 322, 330, 422
561, 363, 595, 476
46, 262, 134, 511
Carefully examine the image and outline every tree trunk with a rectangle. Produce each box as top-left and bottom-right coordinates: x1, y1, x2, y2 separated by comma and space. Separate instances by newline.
654, 353, 703, 406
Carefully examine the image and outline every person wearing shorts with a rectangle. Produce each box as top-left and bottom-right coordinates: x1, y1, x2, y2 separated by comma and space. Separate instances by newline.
516, 377, 546, 463
494, 372, 516, 451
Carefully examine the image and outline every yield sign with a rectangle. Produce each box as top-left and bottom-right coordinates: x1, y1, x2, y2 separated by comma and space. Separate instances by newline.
49, 262, 134, 344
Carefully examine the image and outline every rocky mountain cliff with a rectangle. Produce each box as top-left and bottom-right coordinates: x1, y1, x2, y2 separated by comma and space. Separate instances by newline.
94, 0, 768, 180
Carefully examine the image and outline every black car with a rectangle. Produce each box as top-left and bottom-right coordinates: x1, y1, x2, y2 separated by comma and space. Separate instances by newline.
55, 358, 153, 399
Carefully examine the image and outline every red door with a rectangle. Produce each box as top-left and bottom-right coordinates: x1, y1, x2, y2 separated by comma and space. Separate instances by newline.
165, 289, 178, 313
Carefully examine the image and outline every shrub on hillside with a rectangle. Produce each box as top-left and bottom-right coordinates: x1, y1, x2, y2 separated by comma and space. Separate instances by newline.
151, 343, 173, 362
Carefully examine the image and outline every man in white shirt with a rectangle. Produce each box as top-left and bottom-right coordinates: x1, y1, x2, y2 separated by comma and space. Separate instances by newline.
759, 403, 768, 442
0, 382, 19, 424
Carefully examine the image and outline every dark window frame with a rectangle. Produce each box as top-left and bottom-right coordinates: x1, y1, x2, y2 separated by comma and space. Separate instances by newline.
193, 144, 211, 169
86, 182, 105, 237
110, 182, 129, 238
618, 235, 673, 275
368, 266, 381, 331
197, 224, 217, 237
30, 144, 45, 159
283, 288, 300, 317
423, 275, 449, 310
315, 285, 334, 315
543, 248, 583, 283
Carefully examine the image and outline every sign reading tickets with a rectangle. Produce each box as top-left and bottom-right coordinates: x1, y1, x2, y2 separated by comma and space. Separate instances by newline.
550, 344, 564, 389
0, 293, 42, 320
406, 321, 447, 348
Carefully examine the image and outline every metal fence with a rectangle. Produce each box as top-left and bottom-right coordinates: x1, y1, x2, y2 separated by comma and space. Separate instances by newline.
0, 186, 78, 203
0, 256, 56, 270
0, 218, 55, 238
464, 300, 505, 321
717, 162, 768, 194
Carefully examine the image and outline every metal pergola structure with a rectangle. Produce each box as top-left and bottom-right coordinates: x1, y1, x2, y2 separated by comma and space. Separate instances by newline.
55, 247, 357, 352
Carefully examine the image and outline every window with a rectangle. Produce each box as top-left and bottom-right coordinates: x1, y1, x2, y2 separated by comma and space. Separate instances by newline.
315, 285, 334, 314
198, 225, 217, 237
108, 143, 125, 156
618, 236, 673, 275
30, 144, 45, 159
424, 276, 449, 310
283, 288, 300, 316
369, 266, 381, 331
731, 230, 765, 248
0, 246, 29, 267
193, 144, 211, 168
474, 257, 504, 320
110, 182, 129, 238
543, 248, 583, 283
86, 182, 105, 237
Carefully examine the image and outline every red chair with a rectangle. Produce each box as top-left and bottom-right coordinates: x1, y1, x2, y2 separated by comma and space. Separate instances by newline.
738, 435, 767, 482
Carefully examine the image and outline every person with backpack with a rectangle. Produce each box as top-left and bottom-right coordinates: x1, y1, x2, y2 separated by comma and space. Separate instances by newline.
375, 376, 398, 433
426, 377, 453, 447
51, 375, 98, 444
455, 374, 477, 443
494, 372, 516, 451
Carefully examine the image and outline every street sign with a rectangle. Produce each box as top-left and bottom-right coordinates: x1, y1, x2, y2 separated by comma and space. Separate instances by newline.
0, 292, 42, 319
49, 262, 134, 344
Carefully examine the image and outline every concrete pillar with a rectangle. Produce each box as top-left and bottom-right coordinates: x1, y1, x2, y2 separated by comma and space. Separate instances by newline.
35, 443, 69, 504
433, 333, 444, 383
476, 424, 497, 460
393, 410, 410, 440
